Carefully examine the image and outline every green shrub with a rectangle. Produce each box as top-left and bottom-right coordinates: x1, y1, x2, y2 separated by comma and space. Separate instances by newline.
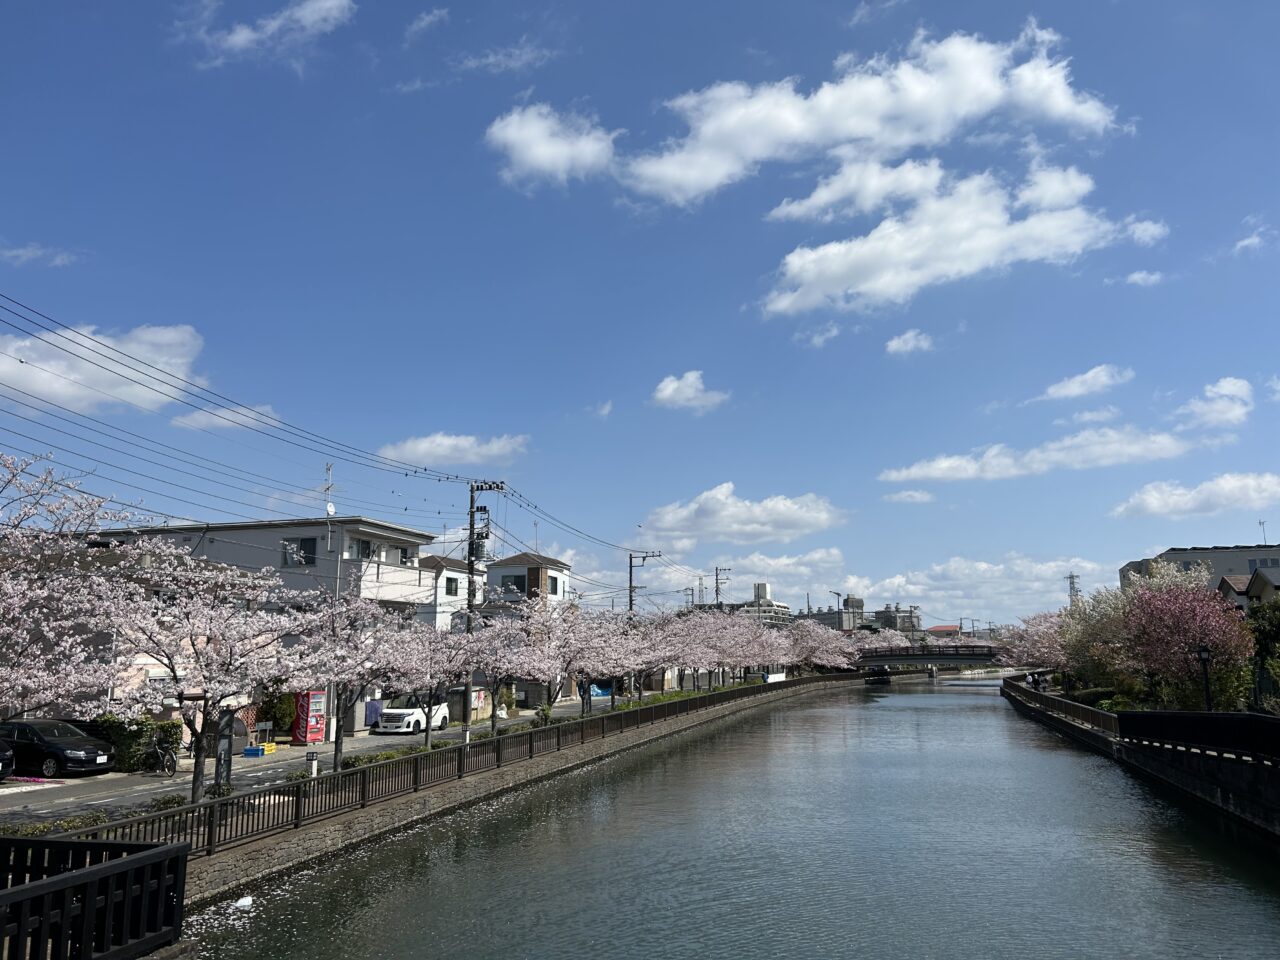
89, 713, 184, 773
204, 783, 235, 799
284, 769, 315, 782
147, 793, 189, 812
0, 811, 110, 838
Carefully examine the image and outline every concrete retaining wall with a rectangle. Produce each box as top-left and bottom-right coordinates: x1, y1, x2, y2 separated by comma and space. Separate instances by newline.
184, 677, 854, 906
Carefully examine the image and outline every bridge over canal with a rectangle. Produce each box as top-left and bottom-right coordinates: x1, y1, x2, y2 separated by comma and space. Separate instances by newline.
855, 644, 1005, 666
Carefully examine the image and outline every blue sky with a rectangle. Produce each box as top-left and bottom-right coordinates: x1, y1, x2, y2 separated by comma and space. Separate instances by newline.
1, 1, 1277, 623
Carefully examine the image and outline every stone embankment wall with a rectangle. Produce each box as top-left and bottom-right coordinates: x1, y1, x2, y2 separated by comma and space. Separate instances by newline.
1001, 683, 1280, 843
185, 678, 852, 905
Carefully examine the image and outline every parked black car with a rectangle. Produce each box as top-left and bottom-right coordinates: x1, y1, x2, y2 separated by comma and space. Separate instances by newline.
0, 719, 115, 778
0, 739, 13, 782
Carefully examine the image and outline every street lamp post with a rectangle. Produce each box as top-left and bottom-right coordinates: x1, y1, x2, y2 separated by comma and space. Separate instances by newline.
1196, 645, 1213, 712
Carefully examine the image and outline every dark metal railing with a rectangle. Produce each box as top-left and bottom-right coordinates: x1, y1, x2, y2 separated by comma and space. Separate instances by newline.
1115, 710, 1280, 763
1001, 678, 1120, 735
858, 644, 1002, 660
1, 837, 188, 960
62, 673, 858, 859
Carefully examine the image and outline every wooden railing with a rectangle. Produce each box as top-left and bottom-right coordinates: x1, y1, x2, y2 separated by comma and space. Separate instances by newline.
1, 837, 188, 960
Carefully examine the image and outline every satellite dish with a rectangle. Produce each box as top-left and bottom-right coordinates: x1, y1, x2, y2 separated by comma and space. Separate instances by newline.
326, 502, 336, 517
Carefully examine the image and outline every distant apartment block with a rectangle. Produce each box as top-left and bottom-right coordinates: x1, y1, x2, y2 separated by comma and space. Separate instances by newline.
1120, 544, 1280, 587
793, 596, 865, 632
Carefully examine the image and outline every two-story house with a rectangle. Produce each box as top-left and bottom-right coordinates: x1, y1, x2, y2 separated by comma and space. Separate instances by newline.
485, 551, 572, 605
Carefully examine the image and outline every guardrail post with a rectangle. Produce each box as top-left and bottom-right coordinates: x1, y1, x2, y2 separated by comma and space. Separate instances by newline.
360, 766, 370, 808
204, 800, 218, 857
293, 782, 304, 828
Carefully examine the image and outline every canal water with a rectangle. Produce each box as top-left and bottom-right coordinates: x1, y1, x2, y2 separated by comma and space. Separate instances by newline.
189, 680, 1280, 959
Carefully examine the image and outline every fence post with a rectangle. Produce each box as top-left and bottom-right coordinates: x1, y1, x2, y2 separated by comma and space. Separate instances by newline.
360, 766, 370, 808
413, 754, 422, 792
204, 800, 218, 857
457, 743, 467, 779
496, 735, 503, 768
528, 732, 535, 760
556, 725, 562, 751
293, 782, 304, 828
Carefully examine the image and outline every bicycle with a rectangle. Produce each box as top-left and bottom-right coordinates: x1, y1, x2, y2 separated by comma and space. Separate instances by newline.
146, 734, 179, 778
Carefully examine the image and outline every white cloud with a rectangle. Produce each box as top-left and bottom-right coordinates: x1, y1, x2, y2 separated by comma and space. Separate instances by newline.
1126, 218, 1169, 246
651, 370, 729, 414
885, 328, 933, 355
883, 489, 934, 503
485, 104, 618, 186
1268, 375, 1280, 402
0, 325, 204, 414
643, 481, 844, 549
178, 0, 357, 69
765, 165, 1121, 313
377, 433, 528, 466
592, 400, 613, 419
1059, 405, 1119, 425
796, 322, 841, 349
404, 8, 447, 44
1175, 377, 1253, 430
879, 425, 1191, 482
1016, 163, 1094, 210
171, 403, 279, 431
767, 157, 943, 223
1112, 472, 1280, 518
1037, 363, 1134, 401
0, 242, 78, 268
1125, 270, 1163, 286
848, 0, 909, 27
622, 22, 1113, 205
456, 36, 555, 74
1233, 216, 1273, 255
847, 552, 1108, 623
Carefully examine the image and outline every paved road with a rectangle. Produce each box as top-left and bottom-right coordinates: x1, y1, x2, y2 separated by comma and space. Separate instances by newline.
0, 697, 615, 824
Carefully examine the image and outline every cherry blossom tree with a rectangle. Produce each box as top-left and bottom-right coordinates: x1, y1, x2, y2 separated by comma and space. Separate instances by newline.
104, 536, 307, 801
384, 619, 473, 747
0, 455, 123, 720
999, 611, 1067, 670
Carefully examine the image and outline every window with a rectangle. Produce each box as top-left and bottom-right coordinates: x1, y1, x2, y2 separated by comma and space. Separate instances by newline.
399, 546, 414, 566
548, 575, 559, 596
282, 537, 318, 567
445, 576, 459, 597
1250, 559, 1259, 573
500, 574, 527, 594
347, 537, 373, 561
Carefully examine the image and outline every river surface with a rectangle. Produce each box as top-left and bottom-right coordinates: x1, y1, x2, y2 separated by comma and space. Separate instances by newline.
189, 679, 1280, 959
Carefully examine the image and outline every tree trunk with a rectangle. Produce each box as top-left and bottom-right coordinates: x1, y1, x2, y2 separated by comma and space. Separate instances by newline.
186, 712, 207, 803
610, 677, 617, 710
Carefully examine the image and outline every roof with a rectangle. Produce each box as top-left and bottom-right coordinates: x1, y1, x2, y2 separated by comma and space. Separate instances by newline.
1246, 568, 1280, 595
97, 516, 437, 545
1217, 575, 1250, 592
487, 551, 571, 571
1161, 544, 1274, 553
926, 624, 960, 633
418, 554, 473, 573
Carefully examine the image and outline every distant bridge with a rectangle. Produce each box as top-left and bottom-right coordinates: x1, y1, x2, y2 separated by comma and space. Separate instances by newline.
855, 644, 1005, 666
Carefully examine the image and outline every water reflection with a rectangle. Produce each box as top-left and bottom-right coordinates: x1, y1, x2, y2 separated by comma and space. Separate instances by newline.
190, 680, 1280, 960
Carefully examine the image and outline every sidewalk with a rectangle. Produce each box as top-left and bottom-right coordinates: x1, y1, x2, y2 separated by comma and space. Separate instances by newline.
0, 695, 614, 825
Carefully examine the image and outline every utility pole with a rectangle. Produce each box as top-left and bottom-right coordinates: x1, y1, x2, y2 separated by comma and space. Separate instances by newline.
684, 587, 695, 609
714, 566, 732, 607
629, 551, 661, 612
464, 480, 505, 744
697, 576, 705, 605
1065, 571, 1081, 605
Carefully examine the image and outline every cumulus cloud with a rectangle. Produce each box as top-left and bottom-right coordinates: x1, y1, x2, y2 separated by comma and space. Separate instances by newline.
177, 0, 357, 69
1233, 216, 1274, 255
1125, 270, 1163, 286
1058, 405, 1119, 425
1126, 218, 1169, 246
885, 329, 933, 354
404, 8, 447, 44
767, 157, 943, 223
642, 481, 844, 549
1036, 363, 1134, 401
456, 36, 555, 74
1175, 377, 1253, 430
1112, 472, 1280, 518
879, 425, 1190, 482
1268, 375, 1280, 402
882, 489, 934, 503
0, 242, 78, 268
0, 325, 204, 414
171, 404, 279, 431
652, 370, 729, 414
622, 23, 1113, 205
796, 322, 841, 349
377, 432, 528, 465
764, 164, 1121, 313
486, 104, 618, 185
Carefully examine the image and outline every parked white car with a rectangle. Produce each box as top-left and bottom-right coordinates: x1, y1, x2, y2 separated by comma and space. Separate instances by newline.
375, 694, 449, 734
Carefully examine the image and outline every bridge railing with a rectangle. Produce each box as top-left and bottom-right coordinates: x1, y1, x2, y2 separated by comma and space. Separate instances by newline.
858, 645, 1001, 659
1001, 678, 1119, 735
61, 672, 860, 860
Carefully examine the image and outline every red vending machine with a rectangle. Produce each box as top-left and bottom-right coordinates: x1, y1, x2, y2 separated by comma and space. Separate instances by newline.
292, 690, 326, 745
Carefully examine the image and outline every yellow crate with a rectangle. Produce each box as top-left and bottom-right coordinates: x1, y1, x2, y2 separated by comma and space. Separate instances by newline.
261, 742, 277, 755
